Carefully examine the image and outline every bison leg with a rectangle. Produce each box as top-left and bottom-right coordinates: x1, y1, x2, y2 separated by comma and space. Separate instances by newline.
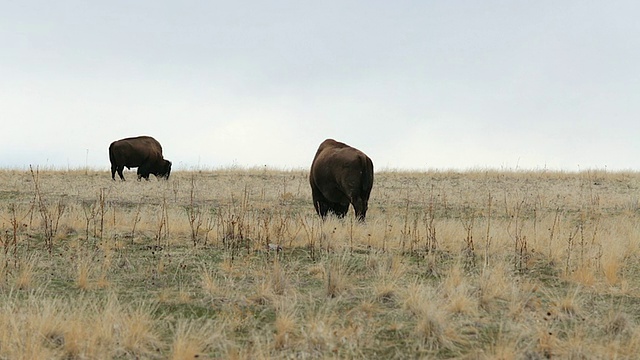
317, 201, 348, 219
330, 202, 350, 218
113, 166, 126, 181
311, 186, 328, 218
351, 197, 368, 222
317, 201, 331, 218
311, 186, 350, 220
137, 164, 151, 181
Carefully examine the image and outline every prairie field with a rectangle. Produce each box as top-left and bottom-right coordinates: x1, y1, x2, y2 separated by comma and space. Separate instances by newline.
0, 167, 640, 359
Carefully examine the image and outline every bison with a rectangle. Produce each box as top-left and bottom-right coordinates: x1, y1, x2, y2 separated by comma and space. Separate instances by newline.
309, 139, 374, 221
109, 136, 172, 181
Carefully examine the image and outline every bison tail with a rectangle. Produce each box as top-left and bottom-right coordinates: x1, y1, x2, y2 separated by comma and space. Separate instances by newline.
108, 143, 115, 164
361, 155, 374, 195
109, 143, 117, 165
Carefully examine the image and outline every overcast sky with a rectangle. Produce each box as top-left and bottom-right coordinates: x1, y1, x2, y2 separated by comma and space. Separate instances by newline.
1, 1, 639, 171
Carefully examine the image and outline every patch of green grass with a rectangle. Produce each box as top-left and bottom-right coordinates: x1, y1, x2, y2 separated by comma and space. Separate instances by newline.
154, 302, 221, 319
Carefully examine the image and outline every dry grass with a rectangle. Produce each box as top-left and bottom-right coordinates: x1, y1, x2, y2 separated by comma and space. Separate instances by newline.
0, 167, 638, 358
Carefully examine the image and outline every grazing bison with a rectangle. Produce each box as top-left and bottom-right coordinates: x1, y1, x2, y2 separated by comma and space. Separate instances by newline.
109, 136, 172, 181
309, 139, 374, 221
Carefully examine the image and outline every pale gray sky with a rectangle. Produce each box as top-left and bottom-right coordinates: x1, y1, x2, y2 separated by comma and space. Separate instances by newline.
1, 1, 639, 171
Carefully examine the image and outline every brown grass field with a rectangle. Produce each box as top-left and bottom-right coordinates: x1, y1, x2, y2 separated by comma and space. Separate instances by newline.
0, 167, 639, 359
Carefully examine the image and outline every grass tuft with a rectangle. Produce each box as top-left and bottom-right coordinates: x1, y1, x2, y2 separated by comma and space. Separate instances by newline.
169, 320, 217, 360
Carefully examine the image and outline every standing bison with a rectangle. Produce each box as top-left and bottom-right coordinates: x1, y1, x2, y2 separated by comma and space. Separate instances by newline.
109, 136, 172, 181
309, 139, 374, 221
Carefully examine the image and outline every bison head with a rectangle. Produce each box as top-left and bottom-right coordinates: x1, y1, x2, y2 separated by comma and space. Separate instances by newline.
158, 160, 172, 179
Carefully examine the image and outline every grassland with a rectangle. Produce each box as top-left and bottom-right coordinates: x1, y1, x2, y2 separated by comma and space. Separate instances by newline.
0, 167, 639, 359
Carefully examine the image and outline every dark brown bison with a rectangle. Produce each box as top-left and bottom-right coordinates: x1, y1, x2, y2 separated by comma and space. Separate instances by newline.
309, 139, 374, 221
109, 136, 172, 181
